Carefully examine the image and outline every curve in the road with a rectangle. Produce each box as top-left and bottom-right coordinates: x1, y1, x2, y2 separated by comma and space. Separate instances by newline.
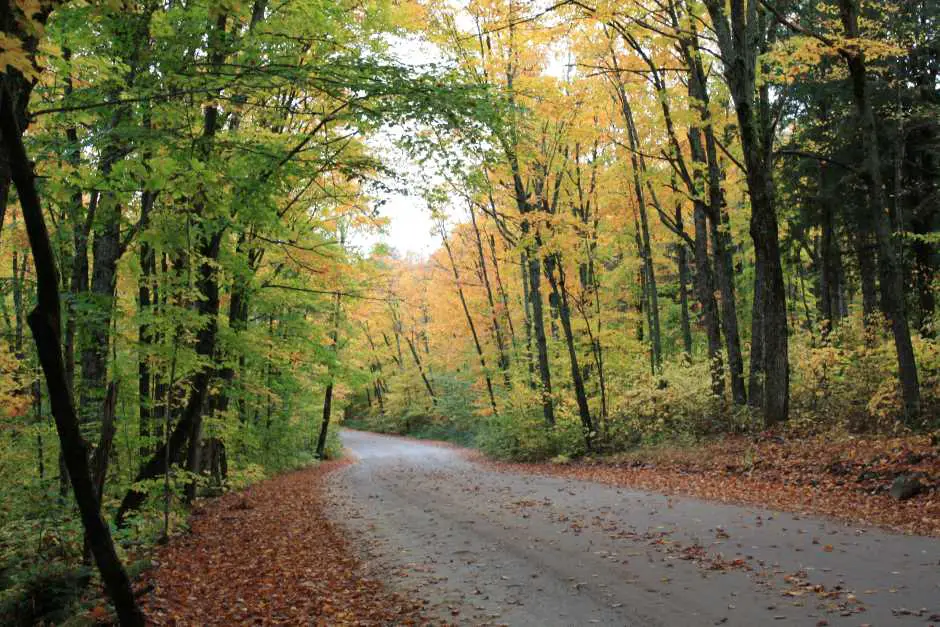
329, 429, 938, 626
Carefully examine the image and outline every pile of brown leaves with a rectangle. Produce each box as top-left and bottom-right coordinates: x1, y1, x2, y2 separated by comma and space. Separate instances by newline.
477, 433, 940, 536
141, 460, 426, 625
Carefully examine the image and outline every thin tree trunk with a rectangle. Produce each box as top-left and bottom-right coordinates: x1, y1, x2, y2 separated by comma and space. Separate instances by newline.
183, 12, 229, 501
675, 201, 694, 357
118, 230, 223, 524
544, 253, 593, 449
693, 196, 724, 395
525, 238, 555, 425
520, 251, 537, 387
489, 234, 517, 346
316, 292, 342, 459
361, 322, 387, 415
686, 17, 747, 404
138, 191, 156, 460
405, 334, 436, 405
441, 224, 498, 415
855, 230, 879, 326
620, 97, 662, 369
469, 206, 511, 387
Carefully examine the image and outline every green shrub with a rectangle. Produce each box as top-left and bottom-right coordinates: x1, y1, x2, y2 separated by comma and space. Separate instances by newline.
476, 384, 588, 461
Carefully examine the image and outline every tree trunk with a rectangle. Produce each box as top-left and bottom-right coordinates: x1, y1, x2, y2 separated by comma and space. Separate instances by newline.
685, 18, 747, 404
523, 240, 554, 425
489, 234, 517, 346
316, 382, 334, 458
838, 0, 920, 420
620, 96, 662, 369
316, 291, 342, 459
469, 206, 511, 388
854, 230, 879, 326
78, 192, 121, 423
405, 334, 436, 405
117, 230, 223, 525
0, 84, 145, 626
675, 204, 694, 357
441, 224, 498, 415
544, 253, 593, 449
520, 252, 537, 387
704, 0, 789, 424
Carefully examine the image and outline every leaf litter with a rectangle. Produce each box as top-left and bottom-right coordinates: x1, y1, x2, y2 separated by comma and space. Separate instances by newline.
473, 433, 940, 536
140, 460, 427, 625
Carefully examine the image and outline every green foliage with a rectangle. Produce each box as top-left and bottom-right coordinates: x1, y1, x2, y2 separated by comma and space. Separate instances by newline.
476, 383, 587, 461
605, 357, 741, 448
320, 426, 345, 461
0, 560, 91, 626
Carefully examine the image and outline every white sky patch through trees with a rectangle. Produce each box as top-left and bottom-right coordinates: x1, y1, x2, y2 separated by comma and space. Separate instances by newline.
354, 2, 569, 259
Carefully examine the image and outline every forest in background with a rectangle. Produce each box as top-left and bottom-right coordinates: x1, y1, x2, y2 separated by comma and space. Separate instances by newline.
0, 0, 937, 623
347, 0, 939, 459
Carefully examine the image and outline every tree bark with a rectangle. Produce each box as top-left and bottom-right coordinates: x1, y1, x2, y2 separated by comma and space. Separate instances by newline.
0, 83, 144, 626
117, 230, 223, 525
618, 94, 662, 370
544, 252, 593, 449
405, 333, 436, 405
489, 234, 517, 347
524, 238, 555, 425
316, 292, 342, 459
838, 0, 920, 420
704, 0, 789, 424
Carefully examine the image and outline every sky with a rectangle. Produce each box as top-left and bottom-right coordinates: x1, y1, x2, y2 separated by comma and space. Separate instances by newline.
350, 32, 453, 260
351, 3, 571, 260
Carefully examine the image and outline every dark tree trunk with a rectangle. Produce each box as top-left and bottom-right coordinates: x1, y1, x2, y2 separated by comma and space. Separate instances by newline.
627, 27, 723, 391
910, 213, 936, 336
685, 125, 725, 395
684, 19, 748, 404
0, 82, 144, 626
316, 382, 334, 458
361, 322, 387, 415
316, 292, 341, 459
692, 196, 724, 396
676, 225, 693, 357
520, 252, 537, 387
703, 151, 746, 403
544, 253, 593, 449
838, 0, 920, 420
854, 230, 879, 325
704, 0, 789, 424
405, 334, 436, 405
117, 230, 224, 525
78, 193, 121, 423
817, 170, 844, 335
138, 195, 155, 460
489, 234, 517, 346
619, 96, 662, 369
523, 239, 555, 425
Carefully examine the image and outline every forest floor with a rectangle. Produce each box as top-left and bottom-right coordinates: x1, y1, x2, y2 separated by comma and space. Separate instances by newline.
475, 432, 940, 537
331, 429, 938, 626
139, 459, 427, 625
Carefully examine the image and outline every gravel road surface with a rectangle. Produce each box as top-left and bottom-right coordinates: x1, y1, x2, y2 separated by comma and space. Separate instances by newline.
328, 429, 938, 626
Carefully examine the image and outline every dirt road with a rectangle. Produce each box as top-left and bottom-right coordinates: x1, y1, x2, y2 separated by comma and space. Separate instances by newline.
328, 430, 938, 626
